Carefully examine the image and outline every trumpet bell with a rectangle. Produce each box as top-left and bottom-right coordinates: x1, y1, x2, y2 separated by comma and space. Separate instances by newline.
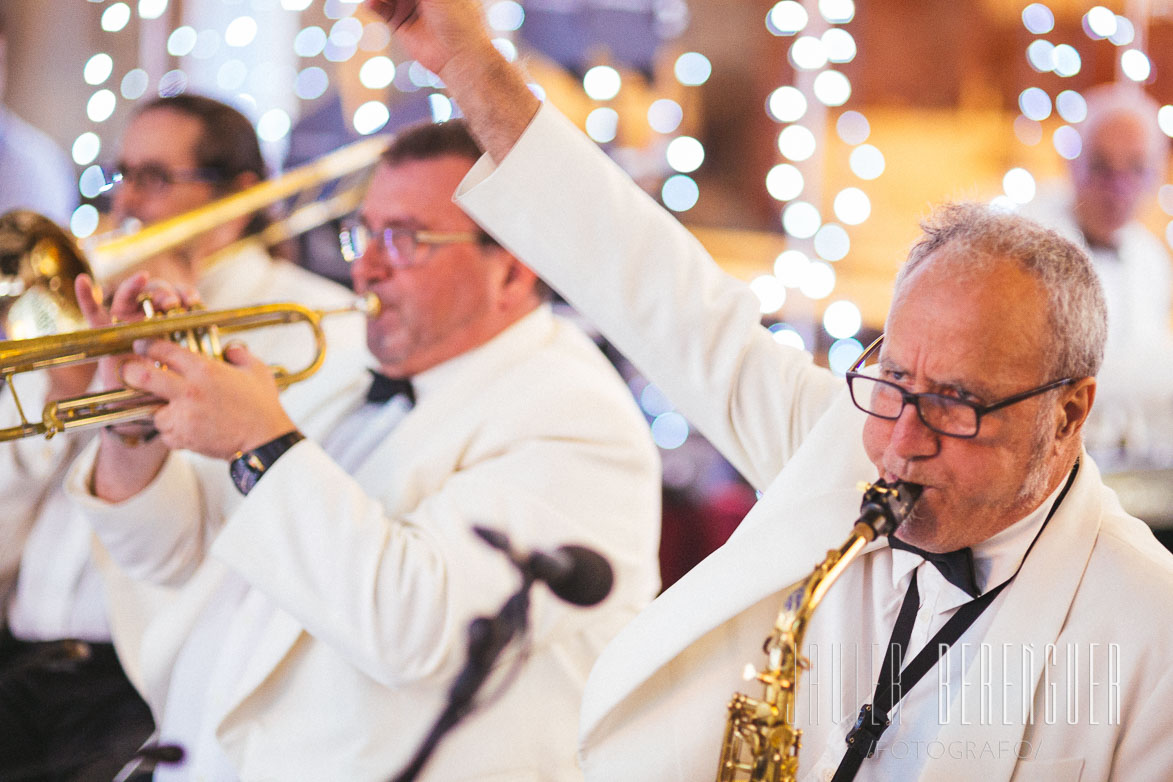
0, 210, 93, 339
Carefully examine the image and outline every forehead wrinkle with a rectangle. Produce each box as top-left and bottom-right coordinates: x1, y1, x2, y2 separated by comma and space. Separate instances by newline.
878, 348, 998, 401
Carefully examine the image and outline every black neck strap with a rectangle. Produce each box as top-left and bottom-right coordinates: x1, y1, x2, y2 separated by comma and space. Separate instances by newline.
831, 461, 1079, 782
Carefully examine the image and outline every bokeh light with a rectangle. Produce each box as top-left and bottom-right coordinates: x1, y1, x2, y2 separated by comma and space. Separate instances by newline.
813, 70, 851, 106
1019, 87, 1051, 121
1120, 49, 1151, 82
800, 261, 836, 299
295, 27, 328, 58
666, 136, 705, 173
296, 67, 330, 100
1055, 90, 1087, 123
1053, 124, 1082, 159
138, 0, 168, 19
586, 107, 619, 143
353, 101, 390, 135
777, 125, 817, 161
651, 412, 690, 450
86, 90, 117, 123
833, 187, 870, 225
767, 86, 807, 123
167, 26, 198, 57
823, 28, 857, 63
583, 65, 622, 100
836, 111, 870, 144
225, 16, 259, 47
84, 54, 114, 86
71, 205, 101, 239
774, 249, 810, 288
101, 3, 132, 32
488, 0, 525, 31
662, 175, 699, 212
782, 201, 821, 238
767, 1, 808, 36
648, 99, 684, 133
790, 36, 828, 70
72, 133, 101, 166
766, 164, 804, 201
1022, 3, 1055, 34
360, 56, 396, 89
1003, 167, 1036, 204
823, 300, 862, 339
849, 144, 884, 180
674, 52, 712, 86
813, 223, 850, 262
819, 0, 855, 24
751, 274, 787, 313
828, 337, 864, 375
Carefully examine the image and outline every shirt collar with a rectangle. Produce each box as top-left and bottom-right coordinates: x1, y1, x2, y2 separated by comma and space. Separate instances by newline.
888, 477, 1067, 602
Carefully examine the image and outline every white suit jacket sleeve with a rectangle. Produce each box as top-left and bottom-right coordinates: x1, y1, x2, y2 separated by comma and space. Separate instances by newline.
456, 104, 842, 490
0, 374, 84, 607
207, 339, 661, 687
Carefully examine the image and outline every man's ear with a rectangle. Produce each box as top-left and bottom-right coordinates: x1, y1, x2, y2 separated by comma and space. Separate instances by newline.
1057, 377, 1096, 440
495, 250, 541, 307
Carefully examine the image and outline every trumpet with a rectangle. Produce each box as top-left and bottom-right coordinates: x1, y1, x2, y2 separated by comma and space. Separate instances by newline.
0, 293, 379, 442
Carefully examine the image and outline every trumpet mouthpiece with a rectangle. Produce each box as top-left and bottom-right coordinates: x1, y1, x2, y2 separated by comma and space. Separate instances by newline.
358, 291, 381, 317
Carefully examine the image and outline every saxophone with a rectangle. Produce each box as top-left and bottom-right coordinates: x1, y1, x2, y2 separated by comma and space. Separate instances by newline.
715, 479, 923, 782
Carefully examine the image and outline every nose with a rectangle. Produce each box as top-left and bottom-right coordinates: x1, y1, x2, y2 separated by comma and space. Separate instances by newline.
350, 245, 391, 289
109, 180, 141, 223
885, 400, 940, 461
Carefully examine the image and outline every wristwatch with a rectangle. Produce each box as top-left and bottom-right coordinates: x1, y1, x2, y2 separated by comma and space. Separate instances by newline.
229, 430, 305, 496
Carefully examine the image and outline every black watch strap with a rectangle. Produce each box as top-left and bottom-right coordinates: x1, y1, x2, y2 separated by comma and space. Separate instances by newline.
229, 430, 305, 496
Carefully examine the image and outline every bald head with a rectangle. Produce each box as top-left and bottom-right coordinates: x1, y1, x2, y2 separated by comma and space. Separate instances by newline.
1070, 83, 1168, 245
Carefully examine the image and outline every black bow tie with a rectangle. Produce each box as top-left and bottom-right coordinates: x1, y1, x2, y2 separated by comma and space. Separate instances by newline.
366, 370, 415, 405
888, 534, 980, 598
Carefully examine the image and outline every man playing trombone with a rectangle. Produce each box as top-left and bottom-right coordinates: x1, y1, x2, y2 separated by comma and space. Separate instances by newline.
0, 93, 364, 779
66, 118, 662, 780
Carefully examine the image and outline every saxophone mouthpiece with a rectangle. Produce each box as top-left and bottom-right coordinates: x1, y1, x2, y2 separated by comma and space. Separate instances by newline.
859, 479, 923, 537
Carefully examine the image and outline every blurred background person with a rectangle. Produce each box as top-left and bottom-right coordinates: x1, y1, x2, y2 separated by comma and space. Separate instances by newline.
0, 92, 363, 780
1021, 82, 1173, 471
0, 11, 75, 226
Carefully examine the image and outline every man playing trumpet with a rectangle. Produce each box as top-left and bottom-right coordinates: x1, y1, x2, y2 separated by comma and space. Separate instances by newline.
67, 119, 661, 780
0, 93, 363, 779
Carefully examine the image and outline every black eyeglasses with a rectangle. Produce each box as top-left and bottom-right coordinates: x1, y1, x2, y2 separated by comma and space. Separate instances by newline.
105, 162, 225, 196
338, 221, 487, 268
845, 335, 1076, 438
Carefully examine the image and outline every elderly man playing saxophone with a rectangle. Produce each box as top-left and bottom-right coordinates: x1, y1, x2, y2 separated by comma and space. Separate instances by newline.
366, 1, 1173, 779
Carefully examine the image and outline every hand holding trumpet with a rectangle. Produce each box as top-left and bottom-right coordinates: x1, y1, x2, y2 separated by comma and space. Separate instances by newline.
77, 272, 297, 502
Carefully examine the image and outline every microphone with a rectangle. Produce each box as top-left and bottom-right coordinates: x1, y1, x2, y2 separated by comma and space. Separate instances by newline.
112, 743, 185, 782
472, 526, 613, 606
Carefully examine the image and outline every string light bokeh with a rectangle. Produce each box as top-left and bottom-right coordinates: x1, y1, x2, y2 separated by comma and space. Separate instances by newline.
754, 0, 875, 376
1007, 2, 1173, 246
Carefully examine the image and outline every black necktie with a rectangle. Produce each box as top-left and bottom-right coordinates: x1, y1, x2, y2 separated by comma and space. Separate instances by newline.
887, 534, 980, 597
366, 370, 415, 405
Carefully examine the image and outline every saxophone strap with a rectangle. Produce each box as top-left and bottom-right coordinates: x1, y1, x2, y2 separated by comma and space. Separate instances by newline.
831, 460, 1079, 782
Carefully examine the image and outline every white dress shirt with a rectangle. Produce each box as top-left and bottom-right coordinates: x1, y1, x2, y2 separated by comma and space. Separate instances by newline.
799, 479, 1065, 782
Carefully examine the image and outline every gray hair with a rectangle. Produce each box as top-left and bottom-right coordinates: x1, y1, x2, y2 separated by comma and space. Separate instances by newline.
894, 202, 1107, 379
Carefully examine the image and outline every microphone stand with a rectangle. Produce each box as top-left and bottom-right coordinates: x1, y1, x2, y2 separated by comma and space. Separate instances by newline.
390, 575, 534, 782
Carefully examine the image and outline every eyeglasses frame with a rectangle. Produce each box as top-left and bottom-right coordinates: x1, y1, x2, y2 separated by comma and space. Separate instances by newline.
845, 335, 1077, 439
338, 221, 490, 268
